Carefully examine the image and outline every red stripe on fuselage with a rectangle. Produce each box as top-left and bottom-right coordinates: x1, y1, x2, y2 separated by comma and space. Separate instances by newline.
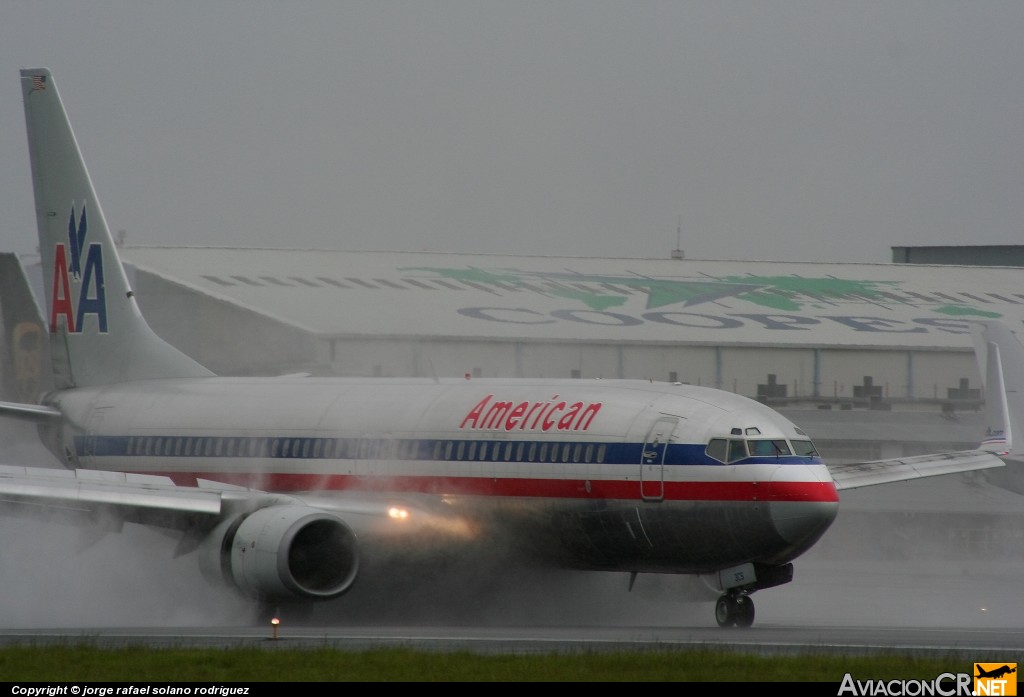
156, 472, 839, 503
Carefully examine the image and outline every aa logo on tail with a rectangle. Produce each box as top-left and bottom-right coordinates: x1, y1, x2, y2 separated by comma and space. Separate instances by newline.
50, 203, 107, 333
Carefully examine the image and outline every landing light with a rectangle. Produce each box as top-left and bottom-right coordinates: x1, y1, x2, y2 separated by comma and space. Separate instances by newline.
388, 506, 410, 521
271, 617, 280, 640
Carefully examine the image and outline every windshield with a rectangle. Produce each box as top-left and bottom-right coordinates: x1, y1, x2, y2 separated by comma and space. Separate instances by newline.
748, 439, 791, 457
791, 439, 819, 457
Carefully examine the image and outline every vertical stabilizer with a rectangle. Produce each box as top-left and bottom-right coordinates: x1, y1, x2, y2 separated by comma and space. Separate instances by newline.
0, 253, 52, 402
20, 68, 213, 387
971, 321, 1021, 456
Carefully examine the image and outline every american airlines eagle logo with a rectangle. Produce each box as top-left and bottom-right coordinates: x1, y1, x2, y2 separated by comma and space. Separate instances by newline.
49, 203, 108, 333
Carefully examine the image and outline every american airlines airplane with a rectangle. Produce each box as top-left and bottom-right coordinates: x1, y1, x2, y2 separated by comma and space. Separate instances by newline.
0, 68, 1011, 628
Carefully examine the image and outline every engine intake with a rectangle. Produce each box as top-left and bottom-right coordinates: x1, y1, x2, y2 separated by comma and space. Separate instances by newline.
202, 505, 359, 601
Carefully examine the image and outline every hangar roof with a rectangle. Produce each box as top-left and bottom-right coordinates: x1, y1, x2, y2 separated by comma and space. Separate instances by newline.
119, 247, 1024, 350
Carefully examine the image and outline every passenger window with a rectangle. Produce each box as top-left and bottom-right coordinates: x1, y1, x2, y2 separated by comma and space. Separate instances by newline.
468, 442, 477, 460
572, 443, 581, 463
515, 442, 524, 462
596, 443, 606, 464
584, 443, 593, 463
456, 441, 465, 460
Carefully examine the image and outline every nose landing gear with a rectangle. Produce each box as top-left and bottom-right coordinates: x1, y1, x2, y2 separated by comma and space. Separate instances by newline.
715, 592, 755, 628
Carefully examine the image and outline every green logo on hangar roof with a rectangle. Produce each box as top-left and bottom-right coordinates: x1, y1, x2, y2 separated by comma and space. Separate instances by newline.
400, 266, 1002, 318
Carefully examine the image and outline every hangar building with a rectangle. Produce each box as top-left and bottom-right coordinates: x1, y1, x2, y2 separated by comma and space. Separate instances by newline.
90, 247, 1020, 464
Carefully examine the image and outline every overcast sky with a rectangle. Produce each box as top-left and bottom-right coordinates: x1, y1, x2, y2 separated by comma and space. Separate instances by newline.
2, 2, 1022, 263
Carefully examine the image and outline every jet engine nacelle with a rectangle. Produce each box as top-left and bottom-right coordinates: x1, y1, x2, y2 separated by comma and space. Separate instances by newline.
200, 505, 359, 601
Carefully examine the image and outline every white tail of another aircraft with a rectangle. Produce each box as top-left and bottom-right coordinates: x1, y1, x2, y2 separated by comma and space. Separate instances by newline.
20, 68, 212, 388
972, 320, 1024, 457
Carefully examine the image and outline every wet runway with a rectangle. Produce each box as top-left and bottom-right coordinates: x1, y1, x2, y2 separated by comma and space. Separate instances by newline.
1, 622, 1022, 661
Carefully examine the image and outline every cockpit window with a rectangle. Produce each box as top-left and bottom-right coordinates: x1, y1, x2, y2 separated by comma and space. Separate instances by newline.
728, 439, 748, 462
791, 439, 819, 457
749, 439, 791, 457
706, 438, 749, 464
706, 438, 727, 462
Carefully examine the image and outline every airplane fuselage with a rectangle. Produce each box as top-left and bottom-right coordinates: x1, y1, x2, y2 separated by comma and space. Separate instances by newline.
41, 377, 839, 575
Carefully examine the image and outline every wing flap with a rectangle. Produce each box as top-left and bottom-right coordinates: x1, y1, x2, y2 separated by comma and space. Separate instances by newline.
828, 449, 1004, 491
0, 464, 223, 515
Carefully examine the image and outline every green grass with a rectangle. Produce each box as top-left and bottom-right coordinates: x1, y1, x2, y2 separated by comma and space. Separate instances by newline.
0, 646, 981, 682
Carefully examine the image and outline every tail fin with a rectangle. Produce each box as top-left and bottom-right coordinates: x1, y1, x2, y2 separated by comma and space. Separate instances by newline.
0, 253, 52, 402
971, 320, 1022, 456
20, 68, 212, 387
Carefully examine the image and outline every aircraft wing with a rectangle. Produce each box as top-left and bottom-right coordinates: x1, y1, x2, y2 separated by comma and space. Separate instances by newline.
827, 449, 1004, 491
0, 464, 239, 524
0, 464, 450, 539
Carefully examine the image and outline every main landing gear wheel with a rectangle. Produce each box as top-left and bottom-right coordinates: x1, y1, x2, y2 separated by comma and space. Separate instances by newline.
715, 594, 755, 628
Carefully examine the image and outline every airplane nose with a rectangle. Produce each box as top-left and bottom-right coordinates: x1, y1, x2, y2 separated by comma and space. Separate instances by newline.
767, 465, 839, 552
